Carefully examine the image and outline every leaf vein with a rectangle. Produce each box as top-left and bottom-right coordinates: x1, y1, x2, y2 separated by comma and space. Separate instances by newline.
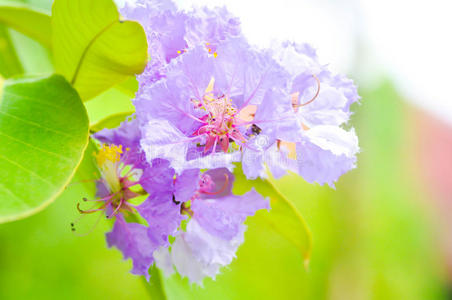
0, 131, 72, 161
0, 111, 73, 137
0, 153, 55, 187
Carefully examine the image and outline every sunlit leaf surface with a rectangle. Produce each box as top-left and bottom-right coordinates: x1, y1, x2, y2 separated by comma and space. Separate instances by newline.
0, 74, 89, 223
52, 0, 147, 100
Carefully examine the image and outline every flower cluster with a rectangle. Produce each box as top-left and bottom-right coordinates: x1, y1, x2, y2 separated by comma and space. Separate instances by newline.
79, 0, 360, 284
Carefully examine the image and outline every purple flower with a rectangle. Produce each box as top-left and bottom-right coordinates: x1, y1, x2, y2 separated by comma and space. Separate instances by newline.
133, 18, 359, 186
154, 168, 270, 284
74, 0, 363, 284
82, 119, 199, 279
270, 41, 360, 186
136, 37, 300, 177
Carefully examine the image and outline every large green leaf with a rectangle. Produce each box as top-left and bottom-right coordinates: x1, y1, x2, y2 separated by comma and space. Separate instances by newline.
0, 1, 51, 48
0, 74, 89, 223
52, 0, 148, 100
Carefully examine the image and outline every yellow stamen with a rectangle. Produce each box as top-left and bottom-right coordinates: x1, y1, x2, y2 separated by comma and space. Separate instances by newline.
95, 144, 123, 166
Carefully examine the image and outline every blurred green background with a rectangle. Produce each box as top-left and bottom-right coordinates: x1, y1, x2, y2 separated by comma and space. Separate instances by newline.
1, 0, 451, 299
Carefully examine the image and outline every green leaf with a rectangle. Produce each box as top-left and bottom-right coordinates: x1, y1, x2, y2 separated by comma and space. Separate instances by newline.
0, 74, 89, 223
90, 111, 133, 133
0, 1, 51, 48
115, 76, 139, 99
233, 165, 312, 265
142, 267, 167, 300
0, 24, 24, 78
52, 0, 148, 100
8, 29, 53, 74
85, 86, 135, 126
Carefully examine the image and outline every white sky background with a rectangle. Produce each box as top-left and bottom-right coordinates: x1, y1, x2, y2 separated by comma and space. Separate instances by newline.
117, 0, 452, 125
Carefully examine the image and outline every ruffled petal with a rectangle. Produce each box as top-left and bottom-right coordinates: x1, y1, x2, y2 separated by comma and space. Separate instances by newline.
192, 188, 269, 240
253, 89, 303, 142
135, 46, 214, 134
155, 219, 245, 284
271, 41, 321, 76
140, 119, 199, 174
213, 38, 289, 108
174, 168, 200, 202
137, 194, 186, 249
185, 6, 241, 50
169, 225, 223, 284
296, 125, 359, 187
106, 216, 156, 280
139, 158, 175, 197
153, 246, 175, 277
295, 82, 350, 127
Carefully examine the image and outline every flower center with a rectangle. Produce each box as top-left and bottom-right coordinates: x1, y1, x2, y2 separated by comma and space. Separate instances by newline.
76, 144, 142, 219
192, 78, 247, 153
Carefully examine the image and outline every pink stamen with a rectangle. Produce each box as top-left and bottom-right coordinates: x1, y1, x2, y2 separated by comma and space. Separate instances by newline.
292, 74, 321, 108
107, 198, 124, 219
163, 101, 207, 124
211, 136, 219, 154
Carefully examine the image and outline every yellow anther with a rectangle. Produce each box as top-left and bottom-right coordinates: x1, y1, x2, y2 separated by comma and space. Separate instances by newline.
95, 144, 123, 166
213, 52, 218, 58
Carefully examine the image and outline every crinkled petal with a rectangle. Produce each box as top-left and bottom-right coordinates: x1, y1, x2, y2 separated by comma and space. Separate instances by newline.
295, 82, 350, 127
106, 216, 155, 280
135, 46, 213, 134
121, 0, 185, 64
241, 135, 273, 180
271, 41, 321, 76
174, 168, 201, 202
253, 89, 303, 142
153, 246, 175, 277
185, 6, 241, 49
160, 218, 246, 284
192, 188, 269, 240
139, 158, 174, 198
242, 141, 297, 180
213, 38, 289, 108
296, 126, 359, 187
320, 72, 360, 111
169, 227, 222, 284
183, 219, 244, 267
137, 194, 186, 248
140, 119, 199, 174
273, 41, 359, 127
